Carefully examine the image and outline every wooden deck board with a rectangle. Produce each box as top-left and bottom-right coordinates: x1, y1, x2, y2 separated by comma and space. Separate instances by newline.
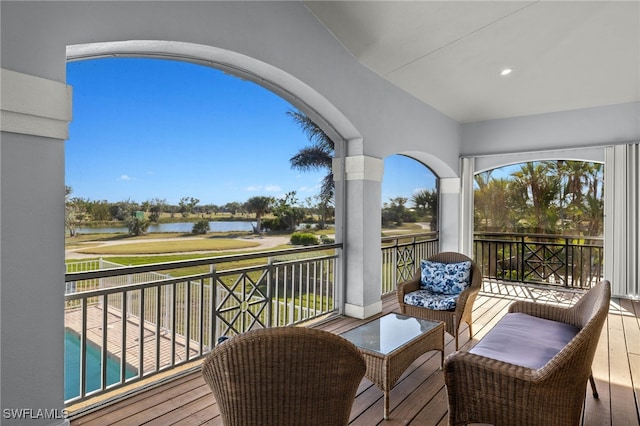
69, 285, 640, 426
584, 324, 612, 425
608, 303, 638, 426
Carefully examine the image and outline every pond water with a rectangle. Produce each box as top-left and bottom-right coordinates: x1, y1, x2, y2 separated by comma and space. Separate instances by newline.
77, 220, 257, 234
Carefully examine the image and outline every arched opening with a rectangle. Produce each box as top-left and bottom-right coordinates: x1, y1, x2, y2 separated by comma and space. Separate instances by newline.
380, 154, 439, 293
381, 154, 438, 233
473, 160, 604, 289
63, 41, 365, 406
65, 57, 330, 235
65, 40, 366, 250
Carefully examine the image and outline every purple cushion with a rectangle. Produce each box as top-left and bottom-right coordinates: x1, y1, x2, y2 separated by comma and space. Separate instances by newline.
469, 312, 579, 370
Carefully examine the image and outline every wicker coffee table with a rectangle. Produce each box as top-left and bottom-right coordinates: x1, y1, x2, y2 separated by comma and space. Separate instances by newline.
340, 313, 444, 419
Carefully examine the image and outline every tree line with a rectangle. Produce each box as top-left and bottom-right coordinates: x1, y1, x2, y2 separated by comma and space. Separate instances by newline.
65, 187, 335, 237
381, 189, 438, 230
474, 160, 603, 236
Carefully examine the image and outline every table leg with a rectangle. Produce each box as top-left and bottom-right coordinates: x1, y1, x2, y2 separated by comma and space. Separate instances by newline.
384, 389, 390, 420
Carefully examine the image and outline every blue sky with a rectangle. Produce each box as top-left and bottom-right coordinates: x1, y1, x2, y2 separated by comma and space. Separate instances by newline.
66, 58, 435, 206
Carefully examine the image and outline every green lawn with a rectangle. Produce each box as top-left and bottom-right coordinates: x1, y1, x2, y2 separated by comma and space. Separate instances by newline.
74, 238, 260, 255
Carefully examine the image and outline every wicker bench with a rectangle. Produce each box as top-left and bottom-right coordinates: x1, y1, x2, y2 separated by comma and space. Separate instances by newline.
444, 280, 611, 426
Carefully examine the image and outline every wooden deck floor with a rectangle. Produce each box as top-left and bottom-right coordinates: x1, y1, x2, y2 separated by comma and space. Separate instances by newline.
70, 284, 640, 426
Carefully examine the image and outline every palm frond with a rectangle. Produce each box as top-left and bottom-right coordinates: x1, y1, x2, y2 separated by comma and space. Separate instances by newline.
288, 109, 336, 203
287, 110, 334, 151
320, 173, 334, 201
290, 147, 333, 171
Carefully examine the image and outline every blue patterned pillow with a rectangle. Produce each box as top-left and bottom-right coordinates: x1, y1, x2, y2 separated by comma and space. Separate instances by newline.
420, 259, 472, 295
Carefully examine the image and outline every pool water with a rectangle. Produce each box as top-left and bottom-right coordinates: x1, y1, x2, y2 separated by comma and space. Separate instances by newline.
64, 329, 137, 400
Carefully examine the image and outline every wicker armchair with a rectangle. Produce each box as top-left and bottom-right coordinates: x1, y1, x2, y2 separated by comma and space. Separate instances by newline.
444, 280, 611, 426
201, 327, 366, 426
397, 252, 482, 350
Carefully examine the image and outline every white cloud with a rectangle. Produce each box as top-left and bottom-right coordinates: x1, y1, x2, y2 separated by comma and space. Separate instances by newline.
245, 184, 281, 193
118, 174, 134, 181
298, 186, 317, 193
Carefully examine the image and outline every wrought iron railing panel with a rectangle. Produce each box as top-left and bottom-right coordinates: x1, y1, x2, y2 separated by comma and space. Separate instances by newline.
473, 233, 603, 289
381, 232, 439, 295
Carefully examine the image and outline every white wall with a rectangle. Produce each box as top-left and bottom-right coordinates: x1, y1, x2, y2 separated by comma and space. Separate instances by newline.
461, 101, 640, 157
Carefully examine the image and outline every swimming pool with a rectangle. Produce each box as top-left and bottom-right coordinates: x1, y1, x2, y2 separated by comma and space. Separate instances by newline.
64, 329, 137, 400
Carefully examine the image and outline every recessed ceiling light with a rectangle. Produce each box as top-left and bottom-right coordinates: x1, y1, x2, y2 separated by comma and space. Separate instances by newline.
500, 68, 513, 76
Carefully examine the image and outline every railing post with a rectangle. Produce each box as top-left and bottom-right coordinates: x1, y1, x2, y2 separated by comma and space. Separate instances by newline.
267, 257, 273, 328
209, 264, 216, 350
519, 235, 525, 282
127, 273, 133, 319
288, 264, 294, 325
99, 257, 104, 291
392, 239, 398, 290
564, 237, 570, 288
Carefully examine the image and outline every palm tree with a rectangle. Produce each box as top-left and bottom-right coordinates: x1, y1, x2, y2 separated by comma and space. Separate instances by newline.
510, 162, 560, 233
245, 196, 274, 234
287, 110, 335, 202
474, 171, 492, 230
474, 174, 511, 232
411, 188, 438, 231
582, 163, 604, 236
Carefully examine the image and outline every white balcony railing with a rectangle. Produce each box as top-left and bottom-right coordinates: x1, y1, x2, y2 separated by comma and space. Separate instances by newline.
64, 244, 340, 404
64, 232, 441, 406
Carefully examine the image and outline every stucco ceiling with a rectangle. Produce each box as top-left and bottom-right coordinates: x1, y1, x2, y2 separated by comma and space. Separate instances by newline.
304, 1, 640, 123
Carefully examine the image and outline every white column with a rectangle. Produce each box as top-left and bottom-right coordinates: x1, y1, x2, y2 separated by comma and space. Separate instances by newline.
604, 144, 640, 298
439, 177, 462, 253
458, 157, 475, 256
333, 154, 384, 319
1, 69, 71, 425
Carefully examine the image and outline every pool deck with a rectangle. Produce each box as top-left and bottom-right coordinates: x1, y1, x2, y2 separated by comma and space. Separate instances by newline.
65, 305, 199, 379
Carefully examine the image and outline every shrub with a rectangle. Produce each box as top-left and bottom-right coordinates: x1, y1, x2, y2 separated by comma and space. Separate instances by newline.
320, 234, 335, 244
290, 233, 319, 246
192, 219, 210, 235
261, 217, 288, 231
125, 217, 149, 236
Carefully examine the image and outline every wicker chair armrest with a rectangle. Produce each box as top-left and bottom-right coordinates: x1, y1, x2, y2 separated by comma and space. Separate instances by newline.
454, 281, 481, 312
453, 290, 477, 320
508, 300, 574, 324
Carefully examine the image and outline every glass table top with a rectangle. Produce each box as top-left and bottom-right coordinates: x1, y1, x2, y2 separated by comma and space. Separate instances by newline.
340, 313, 440, 355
